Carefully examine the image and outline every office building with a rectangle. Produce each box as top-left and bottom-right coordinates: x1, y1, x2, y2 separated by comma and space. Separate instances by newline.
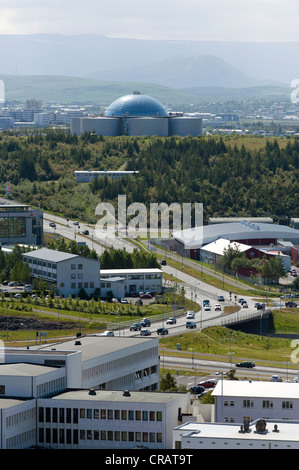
0, 203, 43, 246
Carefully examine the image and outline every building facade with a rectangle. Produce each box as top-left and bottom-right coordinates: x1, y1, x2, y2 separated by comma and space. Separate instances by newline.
100, 268, 163, 295
0, 203, 43, 246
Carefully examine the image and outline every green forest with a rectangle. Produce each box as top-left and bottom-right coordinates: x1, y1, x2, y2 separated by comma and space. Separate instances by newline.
0, 129, 298, 225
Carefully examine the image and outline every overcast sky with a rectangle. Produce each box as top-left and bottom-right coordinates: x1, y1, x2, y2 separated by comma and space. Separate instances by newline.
0, 0, 298, 42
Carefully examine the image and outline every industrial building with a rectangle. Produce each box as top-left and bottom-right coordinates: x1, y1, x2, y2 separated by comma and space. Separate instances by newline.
100, 268, 163, 296
74, 169, 139, 183
172, 221, 299, 260
0, 203, 43, 246
70, 92, 203, 137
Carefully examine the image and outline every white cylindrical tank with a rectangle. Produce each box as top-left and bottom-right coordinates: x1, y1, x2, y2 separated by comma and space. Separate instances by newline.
80, 117, 121, 136
127, 117, 169, 136
70, 117, 82, 135
169, 117, 203, 136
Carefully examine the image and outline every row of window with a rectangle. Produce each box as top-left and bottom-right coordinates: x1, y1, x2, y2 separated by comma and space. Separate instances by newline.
70, 282, 95, 290
38, 428, 163, 445
38, 407, 163, 424
240, 400, 294, 409
24, 258, 57, 269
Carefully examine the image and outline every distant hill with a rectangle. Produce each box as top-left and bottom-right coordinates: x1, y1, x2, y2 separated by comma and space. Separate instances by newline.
0, 34, 297, 87
89, 54, 265, 89
1, 74, 290, 106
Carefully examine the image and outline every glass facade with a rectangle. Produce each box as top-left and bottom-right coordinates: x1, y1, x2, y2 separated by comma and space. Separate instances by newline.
105, 94, 169, 118
0, 216, 26, 238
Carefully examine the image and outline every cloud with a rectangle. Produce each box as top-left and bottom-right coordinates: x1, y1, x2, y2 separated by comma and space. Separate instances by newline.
0, 0, 298, 41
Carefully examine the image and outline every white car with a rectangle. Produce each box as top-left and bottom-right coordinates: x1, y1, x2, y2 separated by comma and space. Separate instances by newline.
214, 304, 221, 311
271, 375, 282, 382
204, 304, 211, 311
100, 331, 115, 337
186, 310, 195, 319
73, 221, 80, 226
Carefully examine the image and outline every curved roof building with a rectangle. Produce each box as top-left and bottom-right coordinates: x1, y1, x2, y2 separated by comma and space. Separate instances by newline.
71, 92, 202, 137
104, 92, 169, 118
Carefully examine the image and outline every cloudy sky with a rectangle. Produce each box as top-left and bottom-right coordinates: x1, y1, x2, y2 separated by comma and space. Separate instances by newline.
0, 0, 298, 42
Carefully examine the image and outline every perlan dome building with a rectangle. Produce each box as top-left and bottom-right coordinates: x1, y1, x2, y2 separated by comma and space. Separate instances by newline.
70, 91, 202, 137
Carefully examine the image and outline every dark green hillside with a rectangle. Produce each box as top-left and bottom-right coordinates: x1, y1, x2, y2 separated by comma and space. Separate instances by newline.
1, 130, 298, 224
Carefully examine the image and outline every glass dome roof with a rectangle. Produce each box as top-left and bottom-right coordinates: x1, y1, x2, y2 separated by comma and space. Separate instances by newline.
104, 92, 169, 118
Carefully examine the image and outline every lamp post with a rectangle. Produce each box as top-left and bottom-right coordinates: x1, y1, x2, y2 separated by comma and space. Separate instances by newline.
20, 323, 29, 349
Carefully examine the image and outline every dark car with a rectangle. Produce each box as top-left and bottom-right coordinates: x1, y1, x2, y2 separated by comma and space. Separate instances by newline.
140, 329, 151, 336
285, 301, 297, 308
190, 385, 205, 395
157, 327, 168, 335
129, 323, 141, 331
140, 318, 151, 327
198, 380, 218, 389
235, 361, 255, 368
218, 295, 225, 302
161, 260, 167, 266
140, 293, 153, 299
186, 321, 196, 329
82, 230, 89, 235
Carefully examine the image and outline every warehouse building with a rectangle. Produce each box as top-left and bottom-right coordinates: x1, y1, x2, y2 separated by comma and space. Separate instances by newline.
70, 92, 202, 137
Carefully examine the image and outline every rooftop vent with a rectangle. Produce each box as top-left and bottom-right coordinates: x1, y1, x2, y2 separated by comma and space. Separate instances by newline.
255, 419, 267, 434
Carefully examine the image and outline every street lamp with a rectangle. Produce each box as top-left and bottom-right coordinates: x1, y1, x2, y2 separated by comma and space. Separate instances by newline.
20, 323, 30, 349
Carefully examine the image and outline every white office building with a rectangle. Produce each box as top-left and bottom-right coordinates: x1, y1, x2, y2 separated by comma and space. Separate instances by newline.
22, 248, 101, 298
174, 418, 299, 449
212, 380, 299, 423
100, 268, 163, 296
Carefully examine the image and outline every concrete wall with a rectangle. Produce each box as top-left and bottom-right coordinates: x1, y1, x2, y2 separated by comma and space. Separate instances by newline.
169, 117, 202, 136
127, 117, 169, 136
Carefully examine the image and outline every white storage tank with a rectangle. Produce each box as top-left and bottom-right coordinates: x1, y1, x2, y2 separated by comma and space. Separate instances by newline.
70, 117, 82, 135
80, 117, 121, 136
169, 117, 203, 136
127, 117, 169, 136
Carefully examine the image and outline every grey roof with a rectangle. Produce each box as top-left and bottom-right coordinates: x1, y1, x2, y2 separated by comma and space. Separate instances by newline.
52, 389, 182, 403
23, 248, 78, 263
0, 363, 58, 377
173, 222, 299, 249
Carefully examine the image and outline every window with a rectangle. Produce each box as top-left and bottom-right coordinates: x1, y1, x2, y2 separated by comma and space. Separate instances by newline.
114, 410, 120, 420
71, 264, 76, 270
94, 430, 99, 440
38, 407, 44, 423
66, 408, 72, 423
129, 410, 134, 420
90, 282, 94, 288
243, 400, 254, 408
263, 400, 273, 408
71, 282, 76, 289
108, 409, 113, 419
87, 409, 92, 419
80, 408, 85, 419
142, 410, 148, 421
135, 410, 141, 420
73, 408, 78, 423
150, 411, 155, 421
157, 411, 162, 421
46, 407, 51, 423
121, 410, 127, 420
282, 401, 293, 409
115, 431, 120, 441
121, 431, 127, 441
59, 408, 65, 423
78, 264, 83, 270
52, 408, 57, 423
101, 409, 106, 419
101, 431, 106, 441
73, 430, 78, 445
78, 274, 83, 279
94, 409, 99, 419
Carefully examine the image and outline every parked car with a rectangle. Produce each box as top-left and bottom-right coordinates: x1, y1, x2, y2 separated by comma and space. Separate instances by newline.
140, 318, 151, 327
214, 304, 221, 311
186, 321, 196, 329
129, 323, 141, 331
189, 385, 205, 395
235, 361, 255, 368
120, 298, 129, 304
285, 301, 297, 308
198, 380, 218, 389
100, 330, 115, 337
186, 310, 195, 319
157, 327, 168, 335
140, 329, 151, 336
111, 298, 119, 303
166, 317, 176, 325
218, 295, 225, 302
270, 375, 282, 382
140, 293, 152, 299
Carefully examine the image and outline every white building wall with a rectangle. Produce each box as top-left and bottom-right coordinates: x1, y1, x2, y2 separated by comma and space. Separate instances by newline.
1, 400, 36, 449
56, 256, 101, 298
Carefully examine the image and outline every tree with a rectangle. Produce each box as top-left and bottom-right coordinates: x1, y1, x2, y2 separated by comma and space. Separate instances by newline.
159, 371, 178, 392
257, 256, 286, 284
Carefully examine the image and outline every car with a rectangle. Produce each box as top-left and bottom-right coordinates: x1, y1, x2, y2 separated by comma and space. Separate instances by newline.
198, 380, 218, 389
157, 327, 168, 335
189, 385, 205, 395
8, 281, 19, 286
235, 361, 255, 368
140, 318, 151, 327
140, 329, 151, 336
218, 295, 225, 301
238, 298, 245, 304
49, 222, 56, 228
257, 303, 265, 310
140, 293, 152, 299
292, 272, 297, 277
186, 310, 195, 319
120, 298, 129, 304
270, 375, 282, 382
204, 304, 211, 311
166, 317, 177, 325
285, 301, 297, 308
203, 300, 210, 305
73, 221, 80, 226
82, 230, 89, 235
111, 298, 119, 303
14, 293, 20, 299
242, 302, 248, 308
100, 330, 115, 337
214, 304, 221, 311
161, 260, 167, 265
186, 321, 196, 329
129, 323, 141, 331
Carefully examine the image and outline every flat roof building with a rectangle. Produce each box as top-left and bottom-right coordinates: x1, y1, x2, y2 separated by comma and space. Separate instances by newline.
100, 268, 163, 295
0, 203, 43, 246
